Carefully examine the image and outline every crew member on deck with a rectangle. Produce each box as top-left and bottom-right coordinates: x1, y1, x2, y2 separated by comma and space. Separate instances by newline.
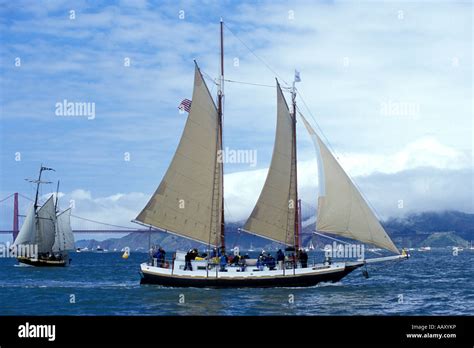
219, 254, 228, 272
184, 249, 193, 271
276, 249, 285, 269
299, 249, 308, 268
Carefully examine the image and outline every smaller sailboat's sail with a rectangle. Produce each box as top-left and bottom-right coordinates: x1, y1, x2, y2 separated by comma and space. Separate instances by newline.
36, 196, 57, 254
135, 64, 222, 246
53, 208, 75, 252
12, 204, 36, 246
299, 114, 399, 254
243, 82, 296, 245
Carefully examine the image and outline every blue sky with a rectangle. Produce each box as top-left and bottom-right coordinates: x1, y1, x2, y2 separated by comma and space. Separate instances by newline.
0, 0, 472, 241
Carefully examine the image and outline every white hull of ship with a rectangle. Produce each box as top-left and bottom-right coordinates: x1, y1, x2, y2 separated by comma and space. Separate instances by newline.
140, 254, 408, 288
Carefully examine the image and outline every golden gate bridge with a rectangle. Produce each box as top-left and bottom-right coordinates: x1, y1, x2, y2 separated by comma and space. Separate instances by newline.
0, 193, 151, 241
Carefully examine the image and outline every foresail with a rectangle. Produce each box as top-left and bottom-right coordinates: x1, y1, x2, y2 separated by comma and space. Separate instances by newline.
36, 196, 57, 253
135, 64, 222, 246
243, 82, 296, 245
12, 204, 36, 246
299, 114, 400, 254
53, 208, 75, 252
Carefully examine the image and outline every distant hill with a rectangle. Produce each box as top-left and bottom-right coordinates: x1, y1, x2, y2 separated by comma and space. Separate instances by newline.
76, 210, 474, 252
382, 211, 474, 248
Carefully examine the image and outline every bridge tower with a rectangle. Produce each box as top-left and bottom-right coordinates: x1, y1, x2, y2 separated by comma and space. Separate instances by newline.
13, 192, 19, 241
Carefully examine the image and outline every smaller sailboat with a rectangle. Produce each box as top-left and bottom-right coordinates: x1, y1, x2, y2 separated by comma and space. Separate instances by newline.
12, 166, 75, 267
307, 239, 315, 251
418, 246, 431, 252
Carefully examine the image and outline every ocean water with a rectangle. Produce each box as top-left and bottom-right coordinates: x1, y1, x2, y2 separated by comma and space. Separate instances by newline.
0, 249, 472, 316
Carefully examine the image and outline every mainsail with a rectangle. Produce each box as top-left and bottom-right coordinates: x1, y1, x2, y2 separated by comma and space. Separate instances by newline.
53, 208, 75, 252
299, 114, 399, 254
36, 196, 57, 254
243, 82, 296, 245
135, 64, 223, 246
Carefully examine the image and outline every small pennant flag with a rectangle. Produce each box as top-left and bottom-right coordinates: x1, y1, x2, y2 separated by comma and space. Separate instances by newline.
41, 166, 55, 171
294, 70, 301, 83
178, 98, 192, 113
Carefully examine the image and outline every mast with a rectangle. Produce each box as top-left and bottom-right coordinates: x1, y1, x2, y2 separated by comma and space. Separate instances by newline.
218, 18, 225, 253
30, 164, 54, 213
55, 180, 60, 213
34, 165, 43, 212
291, 80, 300, 251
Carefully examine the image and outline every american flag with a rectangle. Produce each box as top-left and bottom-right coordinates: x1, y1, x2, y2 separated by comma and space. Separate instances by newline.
178, 98, 192, 113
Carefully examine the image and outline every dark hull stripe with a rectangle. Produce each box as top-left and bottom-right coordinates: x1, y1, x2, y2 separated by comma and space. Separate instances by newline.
140, 265, 362, 288
17, 258, 67, 267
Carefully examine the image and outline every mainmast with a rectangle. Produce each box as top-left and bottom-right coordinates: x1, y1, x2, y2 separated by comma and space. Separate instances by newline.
217, 18, 225, 252
34, 165, 43, 212
291, 76, 300, 251
30, 165, 54, 213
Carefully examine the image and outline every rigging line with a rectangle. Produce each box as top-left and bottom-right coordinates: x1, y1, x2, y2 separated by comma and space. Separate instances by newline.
0, 193, 15, 203
70, 215, 137, 230
223, 22, 290, 87
18, 193, 33, 201
295, 99, 386, 227
295, 91, 338, 158
201, 70, 218, 85
224, 79, 275, 88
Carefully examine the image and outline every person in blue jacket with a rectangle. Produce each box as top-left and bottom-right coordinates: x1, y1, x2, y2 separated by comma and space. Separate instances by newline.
219, 254, 228, 272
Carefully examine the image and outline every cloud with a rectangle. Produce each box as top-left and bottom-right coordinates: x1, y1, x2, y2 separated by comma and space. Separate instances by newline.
330, 136, 472, 177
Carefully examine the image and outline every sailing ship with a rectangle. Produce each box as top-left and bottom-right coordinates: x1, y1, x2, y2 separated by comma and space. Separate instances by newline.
12, 165, 75, 267
135, 20, 408, 288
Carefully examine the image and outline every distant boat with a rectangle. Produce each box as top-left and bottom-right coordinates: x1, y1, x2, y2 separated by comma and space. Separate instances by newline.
368, 247, 382, 252
452, 246, 463, 252
418, 246, 431, 251
76, 248, 82, 253
307, 240, 315, 251
248, 243, 255, 252
469, 241, 474, 250
13, 165, 75, 267
96, 246, 104, 252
